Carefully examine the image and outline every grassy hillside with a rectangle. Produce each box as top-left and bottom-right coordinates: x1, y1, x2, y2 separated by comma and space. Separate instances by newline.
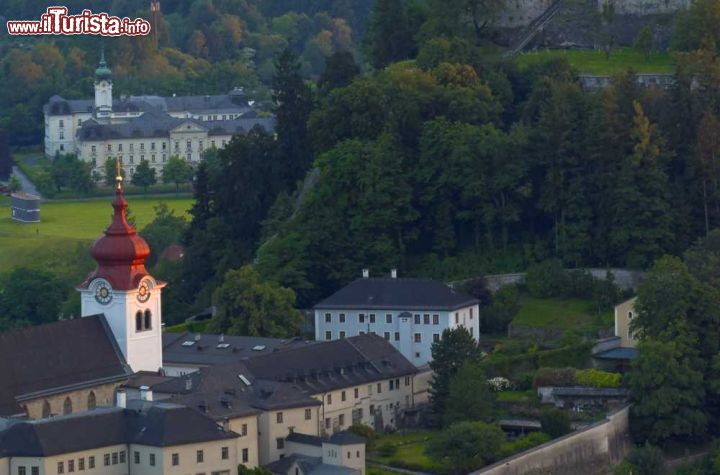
0, 196, 192, 270
516, 48, 675, 74
513, 296, 613, 333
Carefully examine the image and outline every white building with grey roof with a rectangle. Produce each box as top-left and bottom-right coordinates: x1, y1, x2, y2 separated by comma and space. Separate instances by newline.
314, 270, 480, 366
43, 51, 273, 177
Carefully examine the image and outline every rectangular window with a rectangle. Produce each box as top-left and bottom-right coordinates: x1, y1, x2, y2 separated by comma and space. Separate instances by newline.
390, 380, 395, 390
433, 333, 440, 343
339, 414, 345, 426
433, 314, 439, 325
119, 451, 125, 463
196, 450, 204, 463
129, 143, 134, 151
140, 143, 145, 151
199, 140, 204, 150
91, 145, 96, 153
423, 314, 430, 325
325, 313, 331, 323
370, 314, 376, 323
405, 376, 411, 386
222, 447, 229, 460
119, 143, 123, 152
107, 144, 112, 152
339, 313, 346, 323
414, 333, 422, 343
112, 453, 118, 465
88, 457, 95, 469
68, 460, 74, 473
134, 452, 139, 464
325, 331, 332, 341
104, 454, 110, 466
78, 459, 84, 471
242, 423, 248, 436
394, 332, 400, 341
377, 383, 382, 394
339, 331, 346, 339
414, 314, 420, 324
325, 418, 331, 429
242, 449, 249, 463
162, 142, 167, 150
359, 313, 365, 323
32, 468, 39, 475
384, 332, 390, 340
277, 412, 283, 423
341, 390, 346, 401
354, 388, 359, 399
455, 313, 459, 324
187, 140, 192, 150
305, 408, 312, 420
57, 462, 64, 474
149, 454, 155, 467
276, 438, 285, 450
386, 314, 392, 323
172, 454, 179, 466
18, 467, 26, 475
59, 120, 64, 128
327, 394, 332, 405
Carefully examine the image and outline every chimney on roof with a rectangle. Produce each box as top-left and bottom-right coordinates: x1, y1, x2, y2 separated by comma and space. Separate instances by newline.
139, 385, 153, 401
115, 389, 126, 408
194, 334, 201, 342
391, 268, 397, 279
219, 334, 225, 343
362, 269, 370, 278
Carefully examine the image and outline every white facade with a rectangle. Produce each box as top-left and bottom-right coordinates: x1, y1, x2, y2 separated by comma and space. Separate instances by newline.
314, 305, 480, 367
79, 276, 165, 373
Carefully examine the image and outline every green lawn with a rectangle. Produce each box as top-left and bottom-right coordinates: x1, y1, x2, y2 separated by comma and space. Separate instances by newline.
513, 297, 613, 332
516, 47, 675, 75
369, 431, 443, 473
0, 196, 192, 270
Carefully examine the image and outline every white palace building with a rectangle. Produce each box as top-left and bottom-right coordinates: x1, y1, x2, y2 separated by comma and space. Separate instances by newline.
43, 50, 274, 176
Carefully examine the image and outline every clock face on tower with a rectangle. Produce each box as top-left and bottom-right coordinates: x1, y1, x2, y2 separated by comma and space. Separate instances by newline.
92, 279, 113, 305
137, 280, 151, 303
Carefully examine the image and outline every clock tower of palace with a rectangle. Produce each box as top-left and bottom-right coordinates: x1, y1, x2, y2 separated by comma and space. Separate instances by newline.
77, 167, 165, 373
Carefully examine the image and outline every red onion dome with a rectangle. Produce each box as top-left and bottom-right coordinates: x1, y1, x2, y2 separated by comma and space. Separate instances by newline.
81, 186, 151, 291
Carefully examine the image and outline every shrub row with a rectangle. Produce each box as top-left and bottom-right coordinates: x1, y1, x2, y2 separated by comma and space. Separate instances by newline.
533, 367, 622, 388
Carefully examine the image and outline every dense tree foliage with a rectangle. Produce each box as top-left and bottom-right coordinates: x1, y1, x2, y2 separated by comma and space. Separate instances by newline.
426, 421, 505, 473
207, 265, 303, 337
443, 363, 497, 426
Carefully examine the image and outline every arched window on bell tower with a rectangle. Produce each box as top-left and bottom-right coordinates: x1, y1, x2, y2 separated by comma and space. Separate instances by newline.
136, 311, 143, 332
144, 309, 152, 330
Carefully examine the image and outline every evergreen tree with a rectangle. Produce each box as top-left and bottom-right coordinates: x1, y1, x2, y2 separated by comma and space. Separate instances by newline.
319, 51, 360, 93
273, 48, 314, 189
366, 0, 415, 69
429, 327, 479, 423
0, 129, 12, 180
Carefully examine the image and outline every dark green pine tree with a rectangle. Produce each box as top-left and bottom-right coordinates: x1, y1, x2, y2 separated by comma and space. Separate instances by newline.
0, 129, 13, 180
319, 51, 360, 93
428, 327, 479, 425
273, 48, 314, 189
366, 0, 415, 69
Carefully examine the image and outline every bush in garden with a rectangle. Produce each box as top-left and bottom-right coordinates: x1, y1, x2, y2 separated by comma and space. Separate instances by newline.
576, 369, 622, 388
525, 259, 568, 297
533, 367, 577, 388
540, 408, 572, 438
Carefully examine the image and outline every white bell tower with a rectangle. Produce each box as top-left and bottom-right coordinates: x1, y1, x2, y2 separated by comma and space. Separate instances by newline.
94, 47, 113, 120
77, 165, 164, 373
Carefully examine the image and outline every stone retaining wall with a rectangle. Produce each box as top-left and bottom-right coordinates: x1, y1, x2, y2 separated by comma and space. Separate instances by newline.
470, 406, 631, 475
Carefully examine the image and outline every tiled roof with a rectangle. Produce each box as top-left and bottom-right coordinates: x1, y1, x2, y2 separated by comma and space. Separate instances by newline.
162, 332, 316, 367
77, 110, 274, 142
45, 89, 252, 116
152, 334, 416, 418
0, 315, 132, 416
314, 278, 479, 311
0, 404, 237, 457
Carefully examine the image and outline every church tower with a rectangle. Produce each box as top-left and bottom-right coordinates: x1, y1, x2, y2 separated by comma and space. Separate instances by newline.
94, 47, 113, 121
77, 165, 164, 373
